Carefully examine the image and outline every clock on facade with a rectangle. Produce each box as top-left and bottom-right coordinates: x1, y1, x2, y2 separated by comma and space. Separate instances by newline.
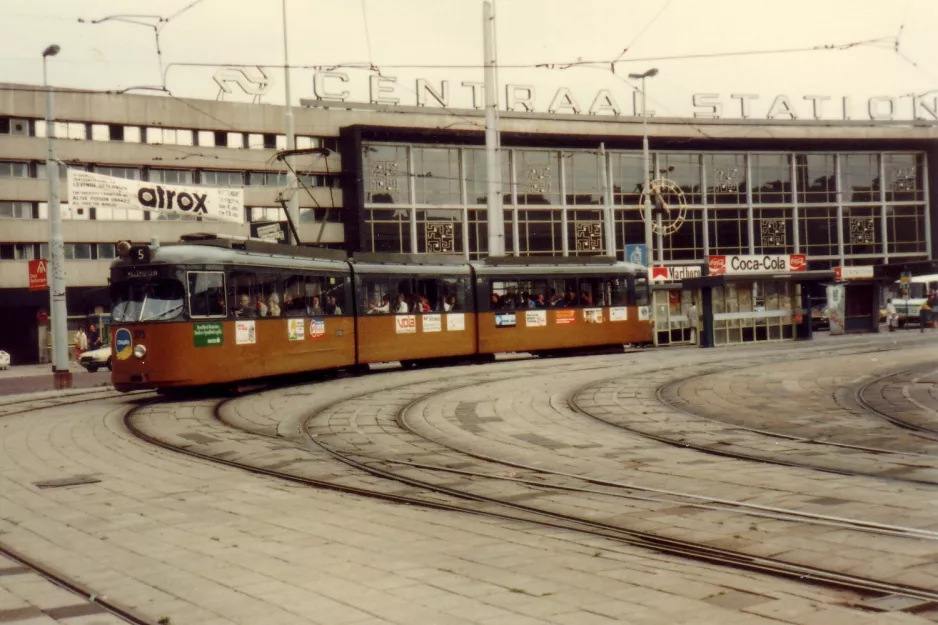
639, 178, 688, 235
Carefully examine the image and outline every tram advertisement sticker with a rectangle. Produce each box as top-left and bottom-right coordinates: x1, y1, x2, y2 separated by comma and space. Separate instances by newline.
115, 328, 133, 360
495, 313, 517, 328
583, 308, 604, 324
395, 315, 417, 334
555, 310, 576, 325
288, 319, 305, 341
309, 318, 325, 339
638, 306, 652, 321
422, 314, 442, 333
446, 313, 465, 332
235, 320, 256, 345
609, 307, 628, 322
194, 322, 223, 348
525, 310, 547, 328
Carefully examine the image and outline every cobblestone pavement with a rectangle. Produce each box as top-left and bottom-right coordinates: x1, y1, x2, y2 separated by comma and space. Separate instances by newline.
1, 333, 937, 624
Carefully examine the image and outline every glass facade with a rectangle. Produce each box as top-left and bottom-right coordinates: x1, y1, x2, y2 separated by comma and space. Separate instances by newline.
362, 144, 930, 266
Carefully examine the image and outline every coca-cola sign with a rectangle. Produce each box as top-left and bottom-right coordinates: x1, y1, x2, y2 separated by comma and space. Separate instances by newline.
708, 254, 808, 276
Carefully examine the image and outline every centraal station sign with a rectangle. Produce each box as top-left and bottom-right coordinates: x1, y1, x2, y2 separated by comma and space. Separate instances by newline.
708, 254, 807, 276
213, 67, 938, 121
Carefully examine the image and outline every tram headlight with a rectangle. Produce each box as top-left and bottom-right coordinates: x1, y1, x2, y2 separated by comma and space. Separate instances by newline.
133, 344, 147, 359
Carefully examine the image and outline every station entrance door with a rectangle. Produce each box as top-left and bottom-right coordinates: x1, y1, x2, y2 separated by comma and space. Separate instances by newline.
652, 287, 699, 346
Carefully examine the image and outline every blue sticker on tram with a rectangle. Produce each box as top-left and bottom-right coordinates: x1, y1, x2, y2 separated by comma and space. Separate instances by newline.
115, 328, 133, 360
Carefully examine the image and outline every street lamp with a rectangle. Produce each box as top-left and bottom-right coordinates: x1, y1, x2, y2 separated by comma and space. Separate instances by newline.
628, 68, 658, 265
43, 44, 71, 388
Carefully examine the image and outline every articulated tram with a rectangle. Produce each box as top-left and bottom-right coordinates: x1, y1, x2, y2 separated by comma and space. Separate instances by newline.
108, 235, 653, 392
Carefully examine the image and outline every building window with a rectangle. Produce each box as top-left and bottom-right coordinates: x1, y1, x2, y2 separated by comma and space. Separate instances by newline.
567, 209, 604, 256
300, 208, 342, 223
0, 161, 30, 178
365, 208, 411, 253
799, 206, 838, 257
412, 147, 461, 205
96, 243, 117, 259
201, 170, 244, 187
109, 125, 125, 141
0, 201, 34, 219
516, 209, 563, 255
95, 166, 142, 180
248, 171, 289, 187
841, 154, 879, 203
564, 152, 602, 206
751, 154, 791, 204
416, 209, 462, 254
0, 243, 39, 260
1, 117, 32, 136
661, 207, 705, 261
708, 208, 749, 255
465, 148, 512, 205
364, 145, 409, 204
614, 208, 645, 261
63, 243, 93, 260
705, 154, 746, 205
250, 207, 281, 222
36, 162, 72, 179
612, 152, 647, 207
149, 169, 194, 184
883, 153, 924, 202
657, 153, 702, 204
794, 154, 836, 204
754, 207, 793, 254
886, 204, 927, 254
467, 209, 513, 259
515, 150, 561, 205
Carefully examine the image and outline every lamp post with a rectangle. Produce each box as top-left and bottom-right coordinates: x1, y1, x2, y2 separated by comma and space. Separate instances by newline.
628, 68, 658, 266
281, 0, 299, 244
43, 44, 71, 388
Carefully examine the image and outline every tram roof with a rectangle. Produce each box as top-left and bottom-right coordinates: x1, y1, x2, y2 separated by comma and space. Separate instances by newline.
113, 242, 351, 273
472, 257, 647, 277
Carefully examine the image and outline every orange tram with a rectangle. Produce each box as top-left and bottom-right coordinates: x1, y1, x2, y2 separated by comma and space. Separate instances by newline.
109, 235, 653, 392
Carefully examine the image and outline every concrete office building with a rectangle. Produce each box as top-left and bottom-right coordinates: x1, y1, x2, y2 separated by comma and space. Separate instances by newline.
1, 84, 936, 361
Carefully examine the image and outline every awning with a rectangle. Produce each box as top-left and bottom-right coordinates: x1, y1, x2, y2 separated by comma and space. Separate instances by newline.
681, 270, 836, 289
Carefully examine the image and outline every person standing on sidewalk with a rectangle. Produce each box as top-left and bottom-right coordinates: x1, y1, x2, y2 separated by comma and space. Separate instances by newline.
74, 327, 88, 360
88, 324, 102, 350
920, 293, 933, 333
885, 299, 897, 332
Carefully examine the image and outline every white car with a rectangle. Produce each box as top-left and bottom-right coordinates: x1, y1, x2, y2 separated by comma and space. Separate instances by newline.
0, 350, 9, 370
79, 345, 112, 373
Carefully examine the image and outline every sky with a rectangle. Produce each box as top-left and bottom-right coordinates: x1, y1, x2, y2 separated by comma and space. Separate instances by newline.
1, 0, 936, 121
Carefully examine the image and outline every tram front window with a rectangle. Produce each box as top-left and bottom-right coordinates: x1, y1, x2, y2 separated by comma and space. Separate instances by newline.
112, 280, 186, 322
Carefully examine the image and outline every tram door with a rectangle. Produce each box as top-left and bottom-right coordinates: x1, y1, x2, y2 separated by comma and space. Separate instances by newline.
653, 288, 699, 346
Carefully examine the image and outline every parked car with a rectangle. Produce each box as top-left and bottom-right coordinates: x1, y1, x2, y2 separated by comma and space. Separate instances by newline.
811, 304, 830, 331
0, 350, 10, 370
79, 344, 112, 372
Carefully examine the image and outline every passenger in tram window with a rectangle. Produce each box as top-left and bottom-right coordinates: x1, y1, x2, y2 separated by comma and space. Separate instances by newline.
255, 295, 268, 317
394, 294, 410, 313
324, 295, 342, 315
417, 296, 431, 312
234, 294, 256, 318
268, 293, 281, 317
580, 291, 593, 306
534, 293, 547, 308
310, 296, 324, 316
443, 295, 457, 312
565, 290, 578, 307
549, 290, 564, 307
490, 293, 500, 310
371, 295, 391, 313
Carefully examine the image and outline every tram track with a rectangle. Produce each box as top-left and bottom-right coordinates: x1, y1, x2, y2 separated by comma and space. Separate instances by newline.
123, 390, 938, 607
855, 365, 938, 440
0, 540, 159, 625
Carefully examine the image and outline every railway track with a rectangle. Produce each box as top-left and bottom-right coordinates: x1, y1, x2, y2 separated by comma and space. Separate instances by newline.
855, 365, 938, 439
0, 387, 141, 419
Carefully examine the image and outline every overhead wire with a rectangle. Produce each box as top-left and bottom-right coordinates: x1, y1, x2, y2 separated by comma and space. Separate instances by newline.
610, 0, 674, 69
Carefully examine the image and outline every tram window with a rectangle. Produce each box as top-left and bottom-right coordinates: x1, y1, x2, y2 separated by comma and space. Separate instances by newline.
633, 275, 650, 306
228, 270, 258, 318
321, 275, 347, 315
607, 278, 629, 307
112, 279, 185, 322
490, 280, 521, 310
577, 277, 604, 307
439, 277, 468, 312
281, 274, 310, 316
253, 272, 282, 317
360, 277, 392, 314
187, 272, 226, 318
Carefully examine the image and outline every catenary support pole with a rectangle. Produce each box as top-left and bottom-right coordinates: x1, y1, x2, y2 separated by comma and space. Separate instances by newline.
43, 45, 71, 389
600, 143, 616, 257
483, 1, 504, 256
282, 0, 299, 244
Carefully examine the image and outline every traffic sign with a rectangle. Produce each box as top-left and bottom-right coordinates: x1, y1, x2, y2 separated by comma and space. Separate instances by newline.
624, 244, 647, 267
28, 259, 48, 291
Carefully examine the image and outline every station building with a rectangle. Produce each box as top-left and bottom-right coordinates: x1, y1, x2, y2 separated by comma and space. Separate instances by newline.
1, 84, 936, 362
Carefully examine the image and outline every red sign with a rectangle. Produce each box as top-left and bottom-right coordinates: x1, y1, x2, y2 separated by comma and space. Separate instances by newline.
28, 259, 48, 291
36, 309, 49, 324
668, 290, 681, 305
651, 267, 670, 281
789, 254, 807, 272
708, 256, 727, 276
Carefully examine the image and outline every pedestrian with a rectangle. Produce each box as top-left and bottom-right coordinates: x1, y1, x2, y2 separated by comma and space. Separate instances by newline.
920, 296, 931, 333
885, 298, 897, 332
74, 327, 88, 360
87, 324, 102, 350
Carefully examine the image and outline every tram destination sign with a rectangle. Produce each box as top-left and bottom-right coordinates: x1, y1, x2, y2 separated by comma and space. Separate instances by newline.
708, 254, 807, 276
68, 170, 244, 224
